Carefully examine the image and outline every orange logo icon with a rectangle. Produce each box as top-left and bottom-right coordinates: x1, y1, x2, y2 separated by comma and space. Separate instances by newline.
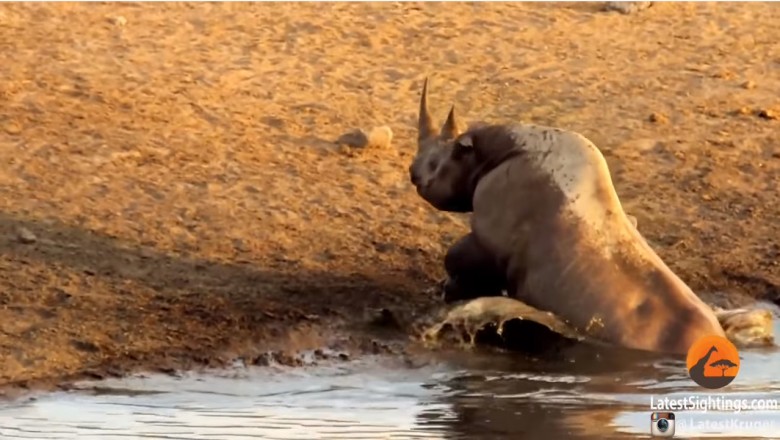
686, 335, 740, 389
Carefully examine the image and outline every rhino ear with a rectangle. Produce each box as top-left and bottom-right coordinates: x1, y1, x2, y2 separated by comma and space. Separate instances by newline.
452, 134, 474, 160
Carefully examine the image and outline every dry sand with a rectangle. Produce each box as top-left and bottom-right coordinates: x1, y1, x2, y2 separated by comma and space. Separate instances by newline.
0, 2, 778, 394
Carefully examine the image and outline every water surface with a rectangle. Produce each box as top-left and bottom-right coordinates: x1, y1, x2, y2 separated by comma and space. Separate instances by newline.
1, 318, 778, 440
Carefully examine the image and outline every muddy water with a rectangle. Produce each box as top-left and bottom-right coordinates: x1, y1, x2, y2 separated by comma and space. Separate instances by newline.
1, 321, 778, 440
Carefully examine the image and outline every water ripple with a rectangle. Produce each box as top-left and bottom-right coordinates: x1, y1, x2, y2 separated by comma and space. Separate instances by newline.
0, 343, 778, 440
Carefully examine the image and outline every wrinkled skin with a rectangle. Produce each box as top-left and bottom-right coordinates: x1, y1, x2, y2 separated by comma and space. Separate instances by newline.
407, 79, 726, 355
443, 217, 638, 303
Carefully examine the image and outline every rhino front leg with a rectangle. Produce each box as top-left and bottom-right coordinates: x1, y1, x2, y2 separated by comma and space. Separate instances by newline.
442, 232, 506, 303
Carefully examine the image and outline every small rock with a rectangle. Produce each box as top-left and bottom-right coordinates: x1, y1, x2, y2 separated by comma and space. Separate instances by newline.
4, 121, 21, 135
649, 112, 669, 124
757, 109, 778, 120
252, 353, 271, 366
373, 242, 393, 253
107, 15, 127, 26
369, 308, 402, 330
70, 339, 100, 353
735, 107, 752, 116
272, 351, 301, 366
157, 366, 179, 376
335, 126, 392, 149
336, 129, 368, 148
604, 1, 653, 14
83, 370, 106, 380
713, 70, 736, 80
313, 349, 328, 359
366, 126, 393, 149
16, 227, 36, 244
742, 80, 756, 90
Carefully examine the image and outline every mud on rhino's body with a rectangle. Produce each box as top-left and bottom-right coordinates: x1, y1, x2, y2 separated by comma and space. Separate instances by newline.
407, 78, 726, 355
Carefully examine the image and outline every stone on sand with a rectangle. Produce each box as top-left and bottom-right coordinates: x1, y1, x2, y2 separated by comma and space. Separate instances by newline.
604, 2, 653, 14
336, 126, 393, 149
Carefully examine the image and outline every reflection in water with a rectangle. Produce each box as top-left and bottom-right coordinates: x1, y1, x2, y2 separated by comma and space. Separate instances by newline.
0, 320, 778, 440
417, 347, 780, 440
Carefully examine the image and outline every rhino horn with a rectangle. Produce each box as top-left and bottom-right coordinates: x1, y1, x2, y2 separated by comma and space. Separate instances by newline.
418, 77, 438, 146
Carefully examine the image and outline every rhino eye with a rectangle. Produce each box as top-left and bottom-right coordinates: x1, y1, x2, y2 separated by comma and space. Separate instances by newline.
427, 159, 439, 172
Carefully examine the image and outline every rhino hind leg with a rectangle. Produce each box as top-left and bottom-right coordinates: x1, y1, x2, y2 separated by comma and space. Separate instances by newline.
442, 232, 506, 303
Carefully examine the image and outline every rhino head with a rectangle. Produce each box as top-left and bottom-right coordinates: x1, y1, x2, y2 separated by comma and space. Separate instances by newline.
408, 78, 476, 212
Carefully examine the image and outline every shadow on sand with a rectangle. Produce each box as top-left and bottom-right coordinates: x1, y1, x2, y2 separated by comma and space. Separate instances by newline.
0, 211, 423, 315
0, 210, 430, 386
